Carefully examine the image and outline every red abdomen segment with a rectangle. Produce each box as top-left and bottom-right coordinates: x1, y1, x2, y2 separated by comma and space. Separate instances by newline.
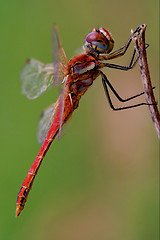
16, 95, 75, 217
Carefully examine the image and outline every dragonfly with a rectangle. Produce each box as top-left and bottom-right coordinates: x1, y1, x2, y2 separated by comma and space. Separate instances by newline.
16, 25, 151, 217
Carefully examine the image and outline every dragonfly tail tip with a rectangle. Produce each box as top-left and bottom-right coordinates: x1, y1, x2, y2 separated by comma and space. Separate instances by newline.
16, 205, 23, 217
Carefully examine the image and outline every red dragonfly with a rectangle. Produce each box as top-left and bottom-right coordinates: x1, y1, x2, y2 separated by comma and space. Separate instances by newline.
16, 25, 150, 217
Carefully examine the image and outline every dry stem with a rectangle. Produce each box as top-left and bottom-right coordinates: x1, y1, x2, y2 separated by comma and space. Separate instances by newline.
132, 24, 160, 139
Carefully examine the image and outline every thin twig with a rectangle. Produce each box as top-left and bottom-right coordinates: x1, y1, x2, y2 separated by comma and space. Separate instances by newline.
132, 24, 160, 139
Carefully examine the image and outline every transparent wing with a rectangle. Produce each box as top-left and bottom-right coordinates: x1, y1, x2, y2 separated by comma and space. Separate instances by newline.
21, 26, 67, 99
20, 58, 64, 99
52, 25, 68, 86
57, 88, 65, 141
37, 97, 60, 145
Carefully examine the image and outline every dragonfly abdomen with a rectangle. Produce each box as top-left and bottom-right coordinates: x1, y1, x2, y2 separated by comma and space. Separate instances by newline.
16, 124, 60, 216
16, 96, 75, 217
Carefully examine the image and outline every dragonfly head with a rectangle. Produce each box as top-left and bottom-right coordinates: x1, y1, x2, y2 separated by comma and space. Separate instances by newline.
84, 27, 114, 54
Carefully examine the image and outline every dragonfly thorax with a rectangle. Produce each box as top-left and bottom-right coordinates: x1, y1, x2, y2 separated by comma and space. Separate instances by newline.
67, 54, 100, 97
68, 54, 99, 76
73, 61, 95, 74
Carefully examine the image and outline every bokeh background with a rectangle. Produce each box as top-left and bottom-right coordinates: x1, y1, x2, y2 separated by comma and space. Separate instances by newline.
0, 0, 159, 239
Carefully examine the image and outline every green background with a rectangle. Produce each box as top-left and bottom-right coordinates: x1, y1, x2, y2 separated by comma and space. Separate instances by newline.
0, 0, 159, 239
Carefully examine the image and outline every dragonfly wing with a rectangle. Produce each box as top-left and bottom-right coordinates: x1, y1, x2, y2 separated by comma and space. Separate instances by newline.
20, 58, 64, 99
57, 88, 65, 141
21, 26, 67, 99
58, 82, 74, 141
37, 97, 60, 145
52, 25, 68, 86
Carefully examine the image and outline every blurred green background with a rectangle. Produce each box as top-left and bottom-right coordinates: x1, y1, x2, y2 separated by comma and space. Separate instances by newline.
0, 0, 159, 239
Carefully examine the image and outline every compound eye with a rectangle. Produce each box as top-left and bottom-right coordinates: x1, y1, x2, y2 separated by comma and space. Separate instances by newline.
85, 31, 108, 53
85, 28, 114, 54
99, 28, 113, 42
98, 27, 114, 53
85, 31, 99, 43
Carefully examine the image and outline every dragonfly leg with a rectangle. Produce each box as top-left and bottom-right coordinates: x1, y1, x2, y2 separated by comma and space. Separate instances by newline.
99, 25, 147, 62
99, 25, 149, 72
100, 71, 156, 111
101, 50, 137, 71
100, 42, 149, 71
